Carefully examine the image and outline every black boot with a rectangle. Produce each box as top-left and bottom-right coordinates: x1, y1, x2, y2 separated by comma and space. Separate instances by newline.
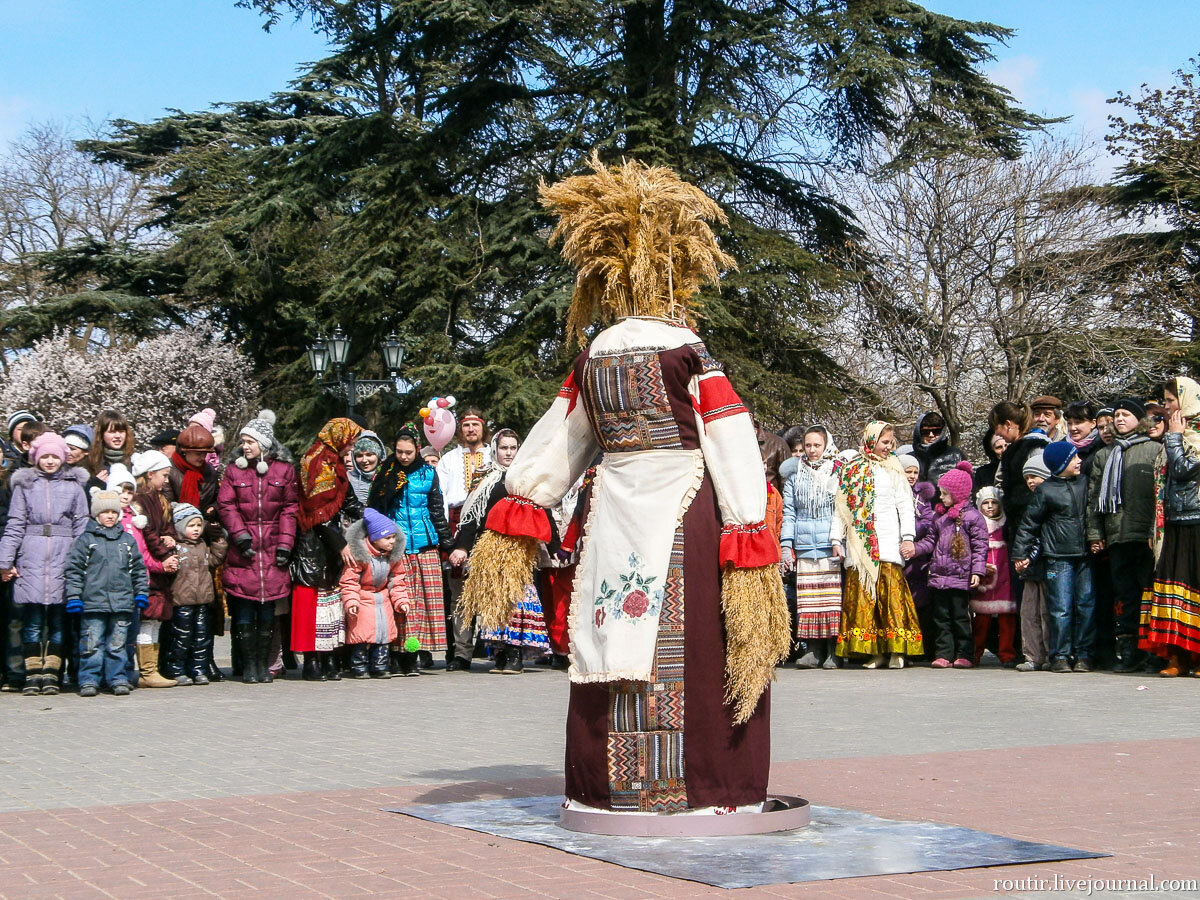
388, 650, 402, 675
302, 653, 326, 681
417, 650, 433, 669
370, 644, 391, 678
256, 623, 275, 683
1112, 635, 1143, 673
399, 651, 420, 677
348, 645, 370, 678
322, 651, 341, 681
505, 647, 524, 674
236, 625, 259, 684
206, 651, 225, 682
490, 647, 508, 674
550, 653, 569, 670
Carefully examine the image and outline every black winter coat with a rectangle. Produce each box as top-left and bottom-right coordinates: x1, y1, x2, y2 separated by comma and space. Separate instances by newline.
999, 431, 1051, 542
910, 414, 967, 484
1163, 432, 1200, 525
1012, 475, 1088, 561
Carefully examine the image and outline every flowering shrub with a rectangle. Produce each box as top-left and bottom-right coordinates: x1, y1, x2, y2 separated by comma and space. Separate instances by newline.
0, 329, 258, 440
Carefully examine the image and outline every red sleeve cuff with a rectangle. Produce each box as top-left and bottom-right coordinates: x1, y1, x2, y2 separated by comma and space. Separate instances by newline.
484, 495, 553, 542
719, 522, 780, 568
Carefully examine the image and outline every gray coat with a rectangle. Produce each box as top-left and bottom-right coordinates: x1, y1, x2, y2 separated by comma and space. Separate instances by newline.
64, 519, 149, 613
0, 467, 89, 605
1086, 437, 1159, 544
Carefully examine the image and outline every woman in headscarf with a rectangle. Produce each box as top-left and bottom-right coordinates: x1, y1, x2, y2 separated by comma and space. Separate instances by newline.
368, 429, 453, 670
1140, 376, 1200, 677
291, 417, 362, 682
780, 425, 842, 669
830, 421, 924, 668
346, 431, 385, 523
450, 429, 553, 674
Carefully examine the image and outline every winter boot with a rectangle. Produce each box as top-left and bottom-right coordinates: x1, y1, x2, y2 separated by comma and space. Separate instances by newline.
388, 650, 402, 675
1112, 635, 1143, 674
399, 651, 420, 677
321, 651, 341, 681
302, 653, 326, 681
370, 644, 391, 678
21, 643, 42, 696
489, 647, 508, 674
255, 624, 275, 683
417, 650, 434, 669
235, 625, 259, 684
348, 645, 370, 678
504, 647, 524, 674
40, 643, 63, 695
137, 644, 177, 688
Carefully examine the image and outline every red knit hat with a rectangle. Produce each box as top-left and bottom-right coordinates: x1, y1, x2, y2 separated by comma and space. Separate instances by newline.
937, 460, 975, 507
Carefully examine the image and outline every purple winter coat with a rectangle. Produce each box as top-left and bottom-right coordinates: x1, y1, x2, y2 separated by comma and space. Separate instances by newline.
904, 482, 937, 608
217, 459, 299, 603
0, 467, 89, 605
915, 505, 989, 592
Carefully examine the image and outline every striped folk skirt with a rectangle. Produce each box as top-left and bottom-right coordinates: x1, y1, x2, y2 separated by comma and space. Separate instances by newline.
794, 556, 842, 639
482, 583, 549, 649
836, 562, 924, 657
1140, 523, 1200, 657
290, 585, 345, 652
396, 548, 448, 653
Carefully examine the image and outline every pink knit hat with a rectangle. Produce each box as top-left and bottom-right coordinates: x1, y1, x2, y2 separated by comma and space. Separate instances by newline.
30, 432, 69, 464
189, 408, 216, 433
937, 460, 975, 507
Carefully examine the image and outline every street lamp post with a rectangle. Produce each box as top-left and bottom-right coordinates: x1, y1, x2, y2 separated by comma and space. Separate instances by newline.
306, 327, 412, 416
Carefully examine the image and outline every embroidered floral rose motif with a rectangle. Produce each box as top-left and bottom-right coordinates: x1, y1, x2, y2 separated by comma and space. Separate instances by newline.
621, 589, 649, 618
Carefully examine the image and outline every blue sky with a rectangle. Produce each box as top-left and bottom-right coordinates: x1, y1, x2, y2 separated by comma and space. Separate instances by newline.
2, 0, 1197, 161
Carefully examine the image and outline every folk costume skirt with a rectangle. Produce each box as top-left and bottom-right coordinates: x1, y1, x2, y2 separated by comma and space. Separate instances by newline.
794, 556, 842, 639
482, 583, 549, 649
836, 562, 924, 657
290, 586, 345, 652
564, 474, 770, 813
1140, 523, 1200, 657
397, 548, 448, 653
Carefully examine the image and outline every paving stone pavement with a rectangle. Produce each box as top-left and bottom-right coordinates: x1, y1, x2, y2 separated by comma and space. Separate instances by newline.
1, 660, 1198, 899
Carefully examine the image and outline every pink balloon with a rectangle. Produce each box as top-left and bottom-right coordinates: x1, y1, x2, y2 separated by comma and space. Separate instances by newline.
436, 398, 450, 409
423, 407, 456, 451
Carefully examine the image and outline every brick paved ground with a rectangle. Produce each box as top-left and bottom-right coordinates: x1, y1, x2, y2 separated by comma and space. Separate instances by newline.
1, 661, 1198, 899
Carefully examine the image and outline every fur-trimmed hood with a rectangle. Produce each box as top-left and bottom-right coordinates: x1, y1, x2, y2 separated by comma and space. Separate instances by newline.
344, 517, 406, 565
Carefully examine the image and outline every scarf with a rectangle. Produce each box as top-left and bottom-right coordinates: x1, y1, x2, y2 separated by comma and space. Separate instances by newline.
1097, 433, 1150, 514
795, 450, 838, 520
458, 430, 518, 532
835, 421, 904, 598
104, 447, 126, 466
349, 431, 385, 506
1154, 376, 1200, 558
367, 455, 422, 517
1069, 428, 1098, 450
171, 451, 205, 507
298, 418, 361, 530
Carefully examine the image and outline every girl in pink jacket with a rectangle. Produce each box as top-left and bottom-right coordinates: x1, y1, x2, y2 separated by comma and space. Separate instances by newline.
340, 509, 410, 678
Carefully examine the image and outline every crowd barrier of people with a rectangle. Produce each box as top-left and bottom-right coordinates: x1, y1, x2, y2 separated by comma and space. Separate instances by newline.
1, 379, 1196, 698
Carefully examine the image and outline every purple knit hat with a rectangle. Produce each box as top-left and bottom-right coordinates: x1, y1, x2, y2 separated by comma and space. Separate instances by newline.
937, 460, 975, 507
30, 432, 69, 464
363, 508, 397, 543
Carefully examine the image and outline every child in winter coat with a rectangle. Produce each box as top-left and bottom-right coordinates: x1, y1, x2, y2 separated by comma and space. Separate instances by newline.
105, 463, 143, 686
129, 450, 180, 689
1015, 450, 1053, 672
165, 503, 228, 686
900, 453, 937, 658
340, 508, 410, 678
915, 461, 988, 668
64, 490, 149, 696
1013, 441, 1095, 673
971, 487, 1017, 666
0, 433, 89, 695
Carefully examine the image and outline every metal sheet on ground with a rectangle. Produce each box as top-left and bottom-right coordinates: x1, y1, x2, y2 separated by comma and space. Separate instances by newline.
388, 795, 1108, 889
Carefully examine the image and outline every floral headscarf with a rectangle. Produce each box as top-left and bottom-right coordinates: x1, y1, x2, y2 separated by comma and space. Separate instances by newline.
834, 421, 902, 597
298, 417, 362, 530
1153, 377, 1200, 559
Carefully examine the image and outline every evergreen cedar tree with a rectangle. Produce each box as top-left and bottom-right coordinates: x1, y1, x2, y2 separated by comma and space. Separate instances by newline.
33, 0, 1045, 445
